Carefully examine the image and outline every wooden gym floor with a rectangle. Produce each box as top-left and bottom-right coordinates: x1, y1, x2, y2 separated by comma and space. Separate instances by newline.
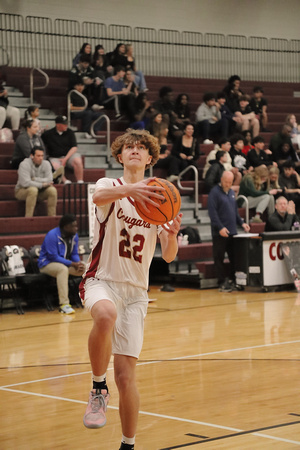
1, 286, 300, 449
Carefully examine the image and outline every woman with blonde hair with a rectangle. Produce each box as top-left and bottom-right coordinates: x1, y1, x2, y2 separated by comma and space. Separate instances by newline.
267, 166, 282, 191
285, 114, 300, 149
239, 165, 278, 222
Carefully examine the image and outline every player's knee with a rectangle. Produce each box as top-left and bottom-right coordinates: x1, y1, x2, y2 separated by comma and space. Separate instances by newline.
114, 369, 133, 392
92, 301, 117, 331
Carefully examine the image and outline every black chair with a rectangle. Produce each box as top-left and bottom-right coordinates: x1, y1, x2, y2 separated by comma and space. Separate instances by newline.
15, 246, 55, 311
0, 248, 24, 314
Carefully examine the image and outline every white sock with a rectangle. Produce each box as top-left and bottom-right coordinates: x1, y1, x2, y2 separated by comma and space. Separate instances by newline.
122, 435, 135, 445
92, 373, 106, 383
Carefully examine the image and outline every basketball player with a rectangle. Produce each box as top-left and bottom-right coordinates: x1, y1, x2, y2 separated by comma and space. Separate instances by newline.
80, 128, 182, 450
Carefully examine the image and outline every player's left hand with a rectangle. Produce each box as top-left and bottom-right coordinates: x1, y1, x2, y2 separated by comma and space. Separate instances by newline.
162, 213, 183, 236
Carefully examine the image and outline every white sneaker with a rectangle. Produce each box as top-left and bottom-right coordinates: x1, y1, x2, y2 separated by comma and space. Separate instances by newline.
64, 179, 72, 185
59, 304, 75, 314
85, 133, 93, 139
167, 175, 179, 182
91, 104, 104, 112
203, 139, 213, 144
77, 180, 84, 184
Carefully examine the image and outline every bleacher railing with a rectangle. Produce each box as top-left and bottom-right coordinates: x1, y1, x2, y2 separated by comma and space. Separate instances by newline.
30, 67, 49, 103
1, 13, 300, 82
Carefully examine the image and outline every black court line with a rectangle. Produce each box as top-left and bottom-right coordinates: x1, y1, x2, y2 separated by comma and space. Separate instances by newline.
159, 419, 300, 449
290, 413, 300, 417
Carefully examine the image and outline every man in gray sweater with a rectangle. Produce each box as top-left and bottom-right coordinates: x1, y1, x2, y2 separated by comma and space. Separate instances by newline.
15, 146, 57, 217
196, 92, 229, 143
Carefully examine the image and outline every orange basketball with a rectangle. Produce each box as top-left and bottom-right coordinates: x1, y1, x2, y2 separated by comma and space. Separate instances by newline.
135, 178, 181, 225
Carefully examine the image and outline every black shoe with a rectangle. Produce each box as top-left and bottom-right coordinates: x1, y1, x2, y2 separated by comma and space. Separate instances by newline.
219, 278, 232, 293
119, 444, 134, 450
160, 284, 175, 292
229, 280, 244, 291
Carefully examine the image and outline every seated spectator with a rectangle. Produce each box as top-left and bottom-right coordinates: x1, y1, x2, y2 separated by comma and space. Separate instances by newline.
196, 92, 228, 143
23, 105, 43, 135
230, 133, 252, 175
125, 44, 148, 92
285, 114, 300, 149
247, 135, 276, 168
174, 93, 191, 128
279, 160, 300, 207
154, 125, 180, 182
128, 92, 153, 130
92, 44, 113, 80
42, 115, 84, 184
0, 79, 20, 131
69, 54, 102, 108
103, 65, 135, 119
223, 75, 244, 114
109, 43, 128, 69
241, 130, 253, 155
72, 42, 92, 67
249, 86, 268, 132
70, 82, 104, 138
238, 165, 277, 223
38, 214, 86, 315
152, 86, 182, 140
202, 137, 241, 190
216, 91, 243, 134
146, 112, 168, 138
11, 119, 46, 169
265, 196, 299, 232
205, 150, 227, 192
15, 146, 57, 217
123, 69, 139, 97
267, 166, 283, 199
172, 123, 199, 171
236, 95, 260, 137
269, 124, 300, 170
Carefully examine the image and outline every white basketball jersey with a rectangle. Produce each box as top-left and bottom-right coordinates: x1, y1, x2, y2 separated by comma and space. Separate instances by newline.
83, 177, 162, 290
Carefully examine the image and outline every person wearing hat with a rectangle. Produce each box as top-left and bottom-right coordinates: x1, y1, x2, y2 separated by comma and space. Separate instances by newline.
42, 115, 84, 183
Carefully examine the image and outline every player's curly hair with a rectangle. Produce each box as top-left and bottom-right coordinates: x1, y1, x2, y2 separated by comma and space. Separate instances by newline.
111, 128, 160, 169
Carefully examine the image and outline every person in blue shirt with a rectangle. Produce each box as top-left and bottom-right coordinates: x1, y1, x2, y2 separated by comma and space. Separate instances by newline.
208, 171, 250, 292
38, 214, 85, 314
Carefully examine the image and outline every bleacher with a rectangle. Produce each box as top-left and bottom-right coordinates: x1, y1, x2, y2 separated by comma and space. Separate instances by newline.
0, 66, 298, 299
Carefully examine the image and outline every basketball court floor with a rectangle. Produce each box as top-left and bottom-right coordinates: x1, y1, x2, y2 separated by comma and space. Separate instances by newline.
1, 286, 300, 449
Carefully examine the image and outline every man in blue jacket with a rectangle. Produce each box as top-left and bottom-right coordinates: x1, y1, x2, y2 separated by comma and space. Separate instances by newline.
38, 214, 85, 314
208, 171, 250, 292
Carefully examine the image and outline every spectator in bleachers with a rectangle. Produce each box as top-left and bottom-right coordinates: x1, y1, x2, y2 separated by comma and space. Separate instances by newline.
236, 95, 260, 137
42, 115, 84, 184
241, 130, 253, 155
174, 93, 191, 128
125, 44, 148, 92
265, 196, 299, 232
154, 125, 180, 182
152, 86, 182, 140
128, 92, 153, 130
38, 214, 86, 315
238, 165, 277, 223
172, 123, 199, 171
267, 166, 282, 199
92, 45, 113, 81
69, 54, 102, 109
146, 111, 168, 138
195, 92, 228, 144
223, 75, 244, 114
207, 170, 250, 293
23, 105, 43, 135
216, 91, 243, 135
0, 80, 20, 132
69, 82, 104, 138
269, 124, 300, 171
247, 135, 276, 168
278, 160, 300, 208
202, 137, 241, 191
249, 86, 268, 132
205, 150, 226, 192
15, 146, 57, 217
123, 69, 139, 97
72, 42, 92, 67
103, 65, 135, 119
11, 119, 46, 169
109, 43, 128, 69
285, 114, 300, 149
230, 133, 252, 176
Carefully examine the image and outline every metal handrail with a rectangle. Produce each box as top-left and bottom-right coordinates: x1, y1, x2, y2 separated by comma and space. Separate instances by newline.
0, 47, 10, 67
90, 114, 111, 163
237, 195, 249, 224
67, 89, 88, 126
30, 67, 49, 104
177, 165, 200, 222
